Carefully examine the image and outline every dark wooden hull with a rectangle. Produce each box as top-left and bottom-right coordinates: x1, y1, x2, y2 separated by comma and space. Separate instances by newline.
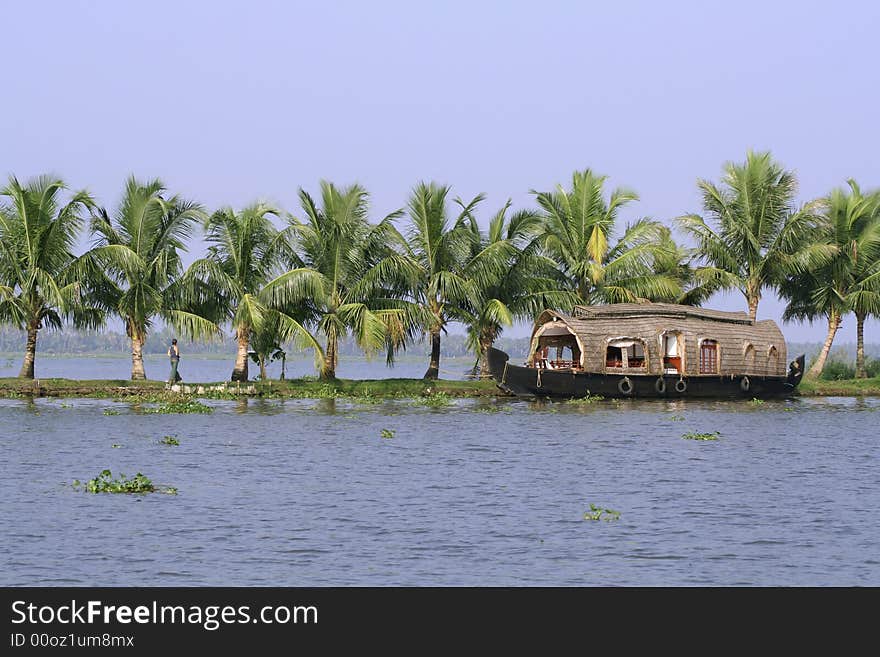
488, 348, 805, 399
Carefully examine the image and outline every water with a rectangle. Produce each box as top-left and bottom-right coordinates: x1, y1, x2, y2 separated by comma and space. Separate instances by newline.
2, 394, 878, 586
0, 354, 478, 382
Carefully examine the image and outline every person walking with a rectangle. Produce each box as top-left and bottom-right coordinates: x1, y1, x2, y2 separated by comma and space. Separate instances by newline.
168, 338, 182, 384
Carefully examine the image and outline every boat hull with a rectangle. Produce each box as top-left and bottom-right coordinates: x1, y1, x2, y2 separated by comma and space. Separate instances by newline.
488, 348, 805, 399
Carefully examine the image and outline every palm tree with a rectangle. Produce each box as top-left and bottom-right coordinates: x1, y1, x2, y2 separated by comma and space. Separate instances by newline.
0, 176, 95, 378
248, 313, 288, 381
186, 203, 294, 381
395, 182, 487, 380
782, 180, 880, 378
677, 150, 821, 321
533, 169, 683, 305
84, 176, 218, 380
839, 183, 880, 378
651, 226, 729, 306
261, 181, 416, 380
459, 201, 578, 377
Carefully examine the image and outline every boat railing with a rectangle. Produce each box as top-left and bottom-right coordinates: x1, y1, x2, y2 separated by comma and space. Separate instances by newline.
605, 359, 646, 369
534, 359, 578, 370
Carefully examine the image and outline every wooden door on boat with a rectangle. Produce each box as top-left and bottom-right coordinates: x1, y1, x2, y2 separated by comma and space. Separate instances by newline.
699, 340, 718, 374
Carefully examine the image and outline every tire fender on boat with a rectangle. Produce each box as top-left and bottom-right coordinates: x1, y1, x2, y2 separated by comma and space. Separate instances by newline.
675, 378, 687, 393
740, 376, 750, 392
618, 376, 634, 395
654, 377, 666, 394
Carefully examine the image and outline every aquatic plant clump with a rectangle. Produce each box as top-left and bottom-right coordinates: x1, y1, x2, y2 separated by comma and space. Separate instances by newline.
583, 504, 621, 521
682, 431, 721, 441
567, 394, 605, 405
76, 470, 155, 494
380, 428, 395, 439
159, 435, 180, 445
351, 387, 387, 404
415, 392, 452, 407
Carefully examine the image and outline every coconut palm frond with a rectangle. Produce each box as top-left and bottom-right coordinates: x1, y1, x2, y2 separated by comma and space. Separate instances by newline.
163, 309, 222, 342
261, 268, 328, 308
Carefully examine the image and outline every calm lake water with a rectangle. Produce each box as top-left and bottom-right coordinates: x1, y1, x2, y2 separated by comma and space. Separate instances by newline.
1, 393, 877, 586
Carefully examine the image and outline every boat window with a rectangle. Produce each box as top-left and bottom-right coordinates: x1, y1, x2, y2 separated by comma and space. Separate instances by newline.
661, 332, 683, 373
606, 338, 647, 369
744, 343, 756, 372
630, 342, 646, 367
768, 345, 779, 372
699, 339, 719, 374
606, 345, 624, 367
531, 321, 582, 369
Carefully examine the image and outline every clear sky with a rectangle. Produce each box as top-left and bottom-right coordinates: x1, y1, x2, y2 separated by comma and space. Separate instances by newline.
3, 0, 878, 342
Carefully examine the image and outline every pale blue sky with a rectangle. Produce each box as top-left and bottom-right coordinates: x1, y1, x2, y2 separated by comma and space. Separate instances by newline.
3, 0, 878, 341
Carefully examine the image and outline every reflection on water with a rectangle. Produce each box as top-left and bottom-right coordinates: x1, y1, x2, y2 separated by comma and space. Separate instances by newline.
1, 396, 878, 585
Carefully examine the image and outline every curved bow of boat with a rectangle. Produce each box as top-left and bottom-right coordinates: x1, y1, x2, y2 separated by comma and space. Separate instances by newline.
487, 347, 512, 391
786, 354, 806, 388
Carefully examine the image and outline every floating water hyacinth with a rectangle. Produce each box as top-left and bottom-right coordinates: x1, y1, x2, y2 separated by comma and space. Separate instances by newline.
682, 431, 720, 441
583, 504, 621, 521
568, 394, 604, 405
76, 470, 154, 494
415, 392, 451, 408
73, 470, 176, 494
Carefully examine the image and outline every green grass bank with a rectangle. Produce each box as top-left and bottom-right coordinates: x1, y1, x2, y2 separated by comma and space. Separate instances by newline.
1, 376, 879, 399
0, 377, 503, 399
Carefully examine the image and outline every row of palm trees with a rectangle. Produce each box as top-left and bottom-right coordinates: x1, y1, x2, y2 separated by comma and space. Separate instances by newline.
1, 150, 878, 382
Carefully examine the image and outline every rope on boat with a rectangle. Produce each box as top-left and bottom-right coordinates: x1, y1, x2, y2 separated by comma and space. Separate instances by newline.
536, 367, 542, 388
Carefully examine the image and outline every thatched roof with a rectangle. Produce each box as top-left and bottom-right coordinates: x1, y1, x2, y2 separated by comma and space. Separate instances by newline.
572, 303, 753, 325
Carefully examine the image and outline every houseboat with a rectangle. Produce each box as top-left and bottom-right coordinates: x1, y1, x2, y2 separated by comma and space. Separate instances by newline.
487, 302, 805, 399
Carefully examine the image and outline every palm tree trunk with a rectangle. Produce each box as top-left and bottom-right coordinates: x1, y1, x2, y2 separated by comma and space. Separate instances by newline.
578, 281, 591, 305
130, 326, 147, 380
321, 334, 337, 380
231, 326, 249, 382
747, 296, 759, 323
259, 358, 268, 381
856, 311, 867, 379
477, 330, 496, 379
807, 312, 841, 378
424, 327, 441, 380
19, 322, 38, 379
